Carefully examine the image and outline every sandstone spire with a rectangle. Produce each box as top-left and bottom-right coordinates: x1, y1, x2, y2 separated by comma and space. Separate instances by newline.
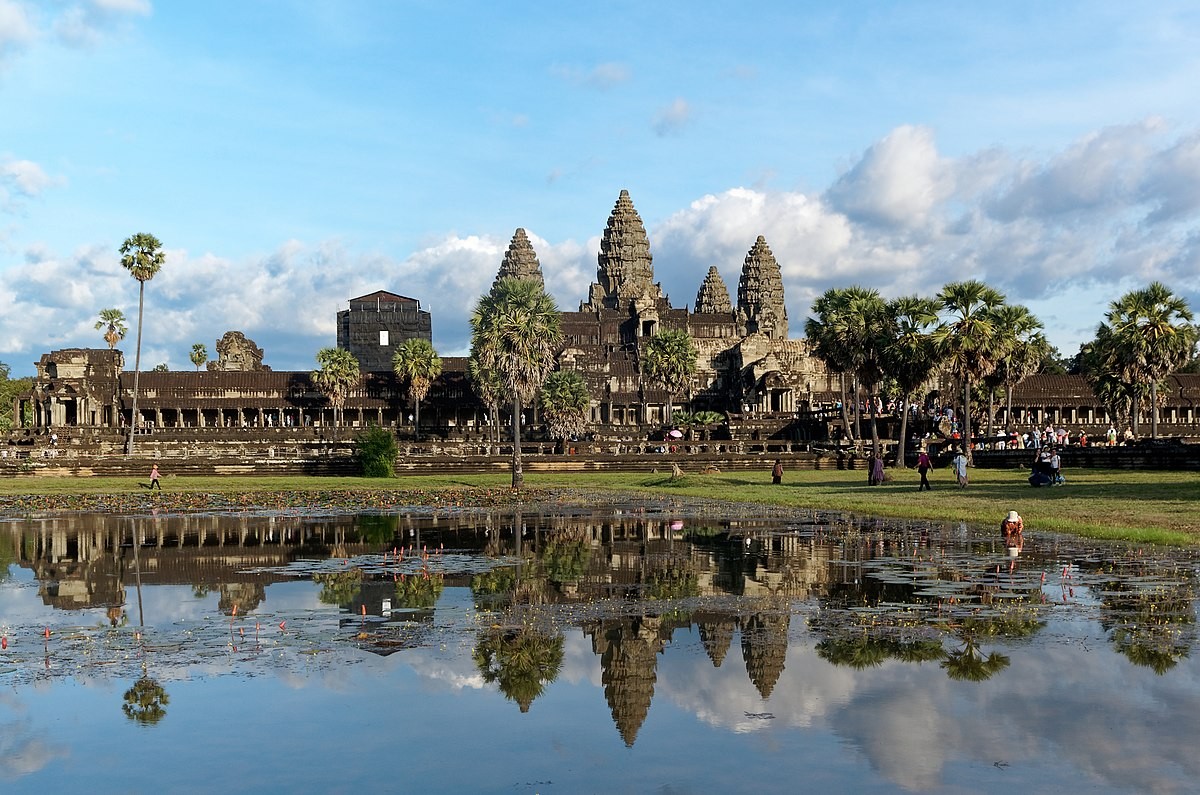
694, 266, 733, 314
492, 228, 544, 293
736, 235, 788, 339
583, 189, 661, 310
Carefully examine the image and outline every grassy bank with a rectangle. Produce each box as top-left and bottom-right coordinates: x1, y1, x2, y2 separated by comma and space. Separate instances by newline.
0, 467, 1196, 545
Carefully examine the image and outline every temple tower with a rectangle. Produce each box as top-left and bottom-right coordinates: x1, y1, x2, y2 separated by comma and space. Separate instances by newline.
582, 189, 664, 312
492, 227, 545, 292
736, 235, 788, 339
694, 266, 733, 314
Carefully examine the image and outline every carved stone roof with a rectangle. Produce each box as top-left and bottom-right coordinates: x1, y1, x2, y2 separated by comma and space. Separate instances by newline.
492, 228, 545, 291
585, 190, 662, 311
207, 331, 269, 372
695, 266, 733, 315
736, 236, 788, 339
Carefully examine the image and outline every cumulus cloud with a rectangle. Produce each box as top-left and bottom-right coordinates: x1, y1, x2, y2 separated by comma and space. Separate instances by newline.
652, 97, 692, 137
0, 0, 149, 65
0, 0, 36, 64
4, 120, 1200, 374
0, 158, 60, 210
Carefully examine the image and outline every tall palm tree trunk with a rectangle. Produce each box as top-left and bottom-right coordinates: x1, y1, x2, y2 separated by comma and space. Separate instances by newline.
837, 373, 852, 442
127, 282, 146, 456
896, 393, 911, 468
962, 377, 974, 464
414, 399, 422, 442
511, 394, 523, 489
1150, 382, 1159, 439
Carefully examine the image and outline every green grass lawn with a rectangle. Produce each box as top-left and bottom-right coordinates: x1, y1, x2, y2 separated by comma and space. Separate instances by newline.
1, 467, 1196, 545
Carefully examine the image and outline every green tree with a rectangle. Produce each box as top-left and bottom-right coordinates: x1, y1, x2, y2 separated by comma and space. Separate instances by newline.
355, 424, 397, 477
805, 287, 871, 442
467, 354, 505, 445
989, 304, 1048, 433
538, 369, 590, 452
470, 277, 563, 489
1099, 283, 1196, 439
641, 329, 698, 424
312, 347, 361, 436
120, 232, 165, 455
392, 338, 442, 441
95, 308, 127, 350
0, 363, 34, 432
940, 637, 1010, 682
152, 363, 168, 372
931, 280, 1007, 463
190, 343, 208, 370
880, 295, 941, 467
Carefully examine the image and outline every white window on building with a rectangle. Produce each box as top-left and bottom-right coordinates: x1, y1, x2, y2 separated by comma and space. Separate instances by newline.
379, 330, 389, 346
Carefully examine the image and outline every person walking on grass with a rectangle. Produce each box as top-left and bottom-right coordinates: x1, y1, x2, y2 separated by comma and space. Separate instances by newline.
917, 450, 932, 491
771, 458, 783, 485
150, 463, 161, 491
951, 449, 969, 488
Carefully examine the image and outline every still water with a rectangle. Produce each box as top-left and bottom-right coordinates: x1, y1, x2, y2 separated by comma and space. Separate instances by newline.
2, 498, 1198, 794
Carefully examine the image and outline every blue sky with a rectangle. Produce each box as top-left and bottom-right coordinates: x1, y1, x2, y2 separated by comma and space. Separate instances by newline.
2, 0, 1199, 375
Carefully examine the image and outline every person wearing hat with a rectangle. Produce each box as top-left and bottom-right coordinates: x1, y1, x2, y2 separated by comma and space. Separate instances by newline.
1000, 510, 1024, 548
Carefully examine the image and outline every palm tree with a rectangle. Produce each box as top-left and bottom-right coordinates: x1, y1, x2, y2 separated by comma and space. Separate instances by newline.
312, 347, 361, 436
95, 308, 127, 350
119, 233, 165, 455
1101, 283, 1196, 439
122, 675, 169, 725
989, 305, 1048, 432
880, 295, 941, 467
473, 626, 565, 713
538, 369, 590, 452
931, 280, 1006, 463
806, 287, 876, 443
641, 329, 698, 424
841, 289, 889, 454
392, 338, 442, 441
467, 354, 505, 446
470, 277, 562, 488
189, 343, 208, 371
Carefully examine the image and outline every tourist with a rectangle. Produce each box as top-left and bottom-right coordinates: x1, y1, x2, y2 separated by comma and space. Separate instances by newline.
1049, 449, 1062, 484
150, 463, 162, 491
871, 454, 885, 486
1123, 427, 1135, 445
771, 458, 783, 485
1000, 510, 1024, 548
952, 449, 969, 488
917, 450, 932, 491
1107, 425, 1118, 446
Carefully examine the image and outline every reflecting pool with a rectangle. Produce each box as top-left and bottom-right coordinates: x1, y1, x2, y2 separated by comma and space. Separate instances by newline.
2, 499, 1199, 794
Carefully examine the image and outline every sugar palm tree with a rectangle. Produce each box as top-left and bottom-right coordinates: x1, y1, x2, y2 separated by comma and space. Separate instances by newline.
467, 353, 505, 445
538, 369, 590, 452
119, 233, 165, 455
880, 295, 941, 467
312, 347, 361, 436
392, 338, 442, 441
95, 308, 127, 350
189, 343, 208, 370
989, 304, 1049, 432
805, 287, 872, 442
1101, 283, 1196, 439
931, 280, 1006, 463
641, 329, 698, 424
470, 277, 562, 488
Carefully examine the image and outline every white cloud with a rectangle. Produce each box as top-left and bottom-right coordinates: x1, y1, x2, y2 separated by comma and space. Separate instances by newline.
1, 157, 58, 202
0, 0, 36, 64
652, 97, 692, 137
53, 0, 151, 47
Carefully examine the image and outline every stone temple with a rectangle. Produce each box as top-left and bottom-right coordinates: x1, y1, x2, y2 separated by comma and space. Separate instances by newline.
8, 188, 1200, 469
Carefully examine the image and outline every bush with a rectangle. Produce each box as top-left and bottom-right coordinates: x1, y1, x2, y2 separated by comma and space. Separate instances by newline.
355, 425, 397, 478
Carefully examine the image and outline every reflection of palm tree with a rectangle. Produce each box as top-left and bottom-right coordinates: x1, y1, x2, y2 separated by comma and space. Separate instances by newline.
474, 627, 565, 713
815, 635, 890, 670
1112, 626, 1188, 674
315, 569, 363, 606
122, 676, 169, 725
394, 573, 444, 609
539, 533, 591, 583
1099, 574, 1196, 675
941, 637, 1010, 682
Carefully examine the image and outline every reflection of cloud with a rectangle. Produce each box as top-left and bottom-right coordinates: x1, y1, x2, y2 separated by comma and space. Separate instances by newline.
0, 719, 68, 777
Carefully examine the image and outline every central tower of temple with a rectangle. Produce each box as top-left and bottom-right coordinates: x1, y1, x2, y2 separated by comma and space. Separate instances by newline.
581, 190, 664, 312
